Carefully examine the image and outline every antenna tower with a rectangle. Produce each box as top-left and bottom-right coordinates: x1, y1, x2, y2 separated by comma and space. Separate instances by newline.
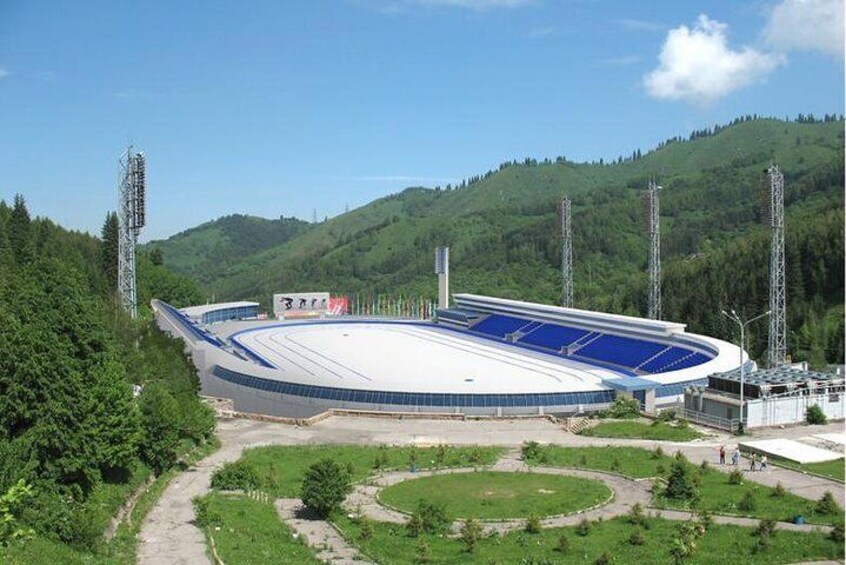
118, 147, 146, 318
644, 179, 662, 320
560, 197, 573, 308
766, 164, 786, 367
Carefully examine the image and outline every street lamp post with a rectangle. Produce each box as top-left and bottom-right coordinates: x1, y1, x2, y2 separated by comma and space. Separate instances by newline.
721, 309, 770, 431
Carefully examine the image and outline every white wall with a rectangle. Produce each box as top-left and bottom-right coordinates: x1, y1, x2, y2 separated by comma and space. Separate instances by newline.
747, 393, 845, 427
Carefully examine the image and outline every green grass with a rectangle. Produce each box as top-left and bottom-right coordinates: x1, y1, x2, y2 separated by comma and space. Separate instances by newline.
335, 513, 844, 564
579, 420, 704, 441
379, 471, 611, 520
233, 444, 504, 497
528, 446, 841, 525
770, 457, 845, 482
196, 492, 323, 565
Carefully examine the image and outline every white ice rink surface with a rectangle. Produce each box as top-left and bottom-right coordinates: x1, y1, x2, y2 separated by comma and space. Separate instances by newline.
231, 322, 619, 394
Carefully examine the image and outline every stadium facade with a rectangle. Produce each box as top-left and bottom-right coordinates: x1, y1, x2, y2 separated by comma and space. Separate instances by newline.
153, 295, 745, 419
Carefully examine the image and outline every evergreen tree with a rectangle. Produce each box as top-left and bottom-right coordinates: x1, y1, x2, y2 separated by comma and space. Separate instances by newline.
9, 195, 31, 265
100, 212, 119, 291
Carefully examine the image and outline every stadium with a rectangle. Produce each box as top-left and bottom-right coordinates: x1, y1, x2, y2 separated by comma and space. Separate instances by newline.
153, 293, 744, 419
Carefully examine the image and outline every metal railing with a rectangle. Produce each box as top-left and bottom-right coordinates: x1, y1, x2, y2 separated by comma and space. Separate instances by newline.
679, 408, 740, 432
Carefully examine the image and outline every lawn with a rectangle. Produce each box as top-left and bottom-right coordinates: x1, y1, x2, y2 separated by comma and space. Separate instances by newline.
526, 446, 842, 524
770, 457, 845, 483
233, 444, 504, 497
579, 420, 704, 441
196, 492, 323, 564
335, 513, 844, 565
378, 471, 611, 520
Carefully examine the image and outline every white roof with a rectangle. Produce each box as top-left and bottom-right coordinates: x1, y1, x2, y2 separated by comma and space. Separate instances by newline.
181, 301, 259, 319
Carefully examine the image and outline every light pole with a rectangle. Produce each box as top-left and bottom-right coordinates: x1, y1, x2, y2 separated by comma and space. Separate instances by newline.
721, 309, 770, 431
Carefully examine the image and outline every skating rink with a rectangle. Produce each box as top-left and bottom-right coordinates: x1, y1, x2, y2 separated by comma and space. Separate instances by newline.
229, 321, 620, 394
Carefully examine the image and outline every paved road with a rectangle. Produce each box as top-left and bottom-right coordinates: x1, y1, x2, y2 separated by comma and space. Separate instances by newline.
137, 417, 845, 565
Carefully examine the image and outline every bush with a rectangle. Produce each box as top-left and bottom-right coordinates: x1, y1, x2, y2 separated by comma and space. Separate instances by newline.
657, 409, 676, 422
771, 482, 787, 497
373, 446, 390, 470
627, 503, 647, 527
829, 522, 844, 543
753, 518, 777, 551
525, 514, 542, 534
728, 469, 744, 485
628, 530, 646, 545
407, 500, 450, 537
300, 458, 352, 518
738, 491, 757, 512
358, 516, 374, 541
414, 538, 431, 563
602, 396, 640, 419
521, 441, 543, 461
576, 518, 591, 536
460, 518, 483, 552
815, 491, 840, 515
651, 446, 665, 459
665, 461, 699, 502
595, 550, 615, 565
210, 460, 261, 491
806, 404, 827, 425
555, 532, 570, 553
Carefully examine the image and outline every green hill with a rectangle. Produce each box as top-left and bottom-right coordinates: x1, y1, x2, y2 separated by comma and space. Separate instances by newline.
145, 213, 311, 285
161, 117, 845, 365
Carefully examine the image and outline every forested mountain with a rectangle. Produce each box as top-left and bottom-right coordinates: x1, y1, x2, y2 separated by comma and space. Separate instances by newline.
162, 117, 844, 366
145, 213, 311, 285
0, 196, 214, 562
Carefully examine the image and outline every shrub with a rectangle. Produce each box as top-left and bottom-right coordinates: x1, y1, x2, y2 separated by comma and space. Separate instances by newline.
595, 550, 615, 565
699, 460, 709, 470
407, 500, 451, 536
460, 518, 483, 552
738, 491, 757, 512
610, 458, 621, 472
665, 461, 699, 502
0, 480, 34, 546
414, 538, 431, 563
628, 530, 646, 545
210, 460, 261, 491
627, 503, 647, 527
525, 513, 542, 534
816, 491, 840, 515
358, 516, 374, 541
829, 522, 844, 543
753, 518, 777, 551
657, 409, 676, 422
576, 518, 591, 536
555, 532, 570, 553
408, 446, 420, 467
771, 482, 787, 497
806, 404, 827, 425
603, 396, 640, 419
521, 441, 543, 461
651, 446, 665, 459
728, 469, 744, 485
300, 458, 352, 518
373, 446, 390, 470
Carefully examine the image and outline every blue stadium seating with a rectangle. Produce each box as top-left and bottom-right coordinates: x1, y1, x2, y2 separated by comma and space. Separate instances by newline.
639, 346, 692, 373
575, 334, 667, 368
471, 314, 532, 338
519, 323, 590, 351
666, 352, 710, 371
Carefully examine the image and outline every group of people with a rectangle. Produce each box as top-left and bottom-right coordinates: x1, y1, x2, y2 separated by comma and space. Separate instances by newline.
718, 445, 768, 471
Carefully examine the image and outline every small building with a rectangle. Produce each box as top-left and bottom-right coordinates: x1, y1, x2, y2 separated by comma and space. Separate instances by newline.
684, 366, 844, 430
181, 301, 260, 325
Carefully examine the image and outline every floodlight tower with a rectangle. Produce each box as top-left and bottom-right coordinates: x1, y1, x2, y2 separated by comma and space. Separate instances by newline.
560, 197, 573, 308
435, 246, 449, 310
645, 180, 662, 320
766, 164, 787, 367
118, 147, 147, 318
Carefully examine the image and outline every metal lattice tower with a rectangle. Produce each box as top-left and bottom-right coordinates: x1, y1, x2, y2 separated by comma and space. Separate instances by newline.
645, 180, 662, 320
560, 197, 573, 308
766, 164, 787, 367
118, 147, 146, 318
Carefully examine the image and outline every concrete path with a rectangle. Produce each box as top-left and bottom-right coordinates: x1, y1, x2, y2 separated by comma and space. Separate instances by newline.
276, 499, 374, 565
137, 416, 845, 565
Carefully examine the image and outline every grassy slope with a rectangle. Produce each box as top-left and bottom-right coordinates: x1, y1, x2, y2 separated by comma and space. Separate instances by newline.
179, 119, 842, 310
335, 514, 843, 565
579, 421, 704, 441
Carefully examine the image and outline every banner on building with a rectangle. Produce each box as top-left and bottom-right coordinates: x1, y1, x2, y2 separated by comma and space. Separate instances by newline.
327, 296, 349, 316
273, 292, 330, 318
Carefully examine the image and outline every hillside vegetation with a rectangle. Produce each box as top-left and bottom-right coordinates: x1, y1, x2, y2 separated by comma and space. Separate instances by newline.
153, 118, 844, 365
0, 197, 214, 562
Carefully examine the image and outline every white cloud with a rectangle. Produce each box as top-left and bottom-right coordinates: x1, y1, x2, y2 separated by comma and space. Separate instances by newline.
765, 0, 844, 56
0, 68, 9, 79
643, 15, 782, 104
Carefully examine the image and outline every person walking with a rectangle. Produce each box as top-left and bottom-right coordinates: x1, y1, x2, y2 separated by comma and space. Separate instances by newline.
719, 445, 726, 465
731, 447, 740, 466
761, 454, 768, 471
750, 453, 758, 472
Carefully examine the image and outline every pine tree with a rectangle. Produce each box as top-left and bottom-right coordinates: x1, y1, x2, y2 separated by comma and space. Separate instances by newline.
9, 194, 32, 265
101, 212, 120, 291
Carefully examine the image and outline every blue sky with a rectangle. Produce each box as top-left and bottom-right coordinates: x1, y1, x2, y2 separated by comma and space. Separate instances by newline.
0, 0, 843, 241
